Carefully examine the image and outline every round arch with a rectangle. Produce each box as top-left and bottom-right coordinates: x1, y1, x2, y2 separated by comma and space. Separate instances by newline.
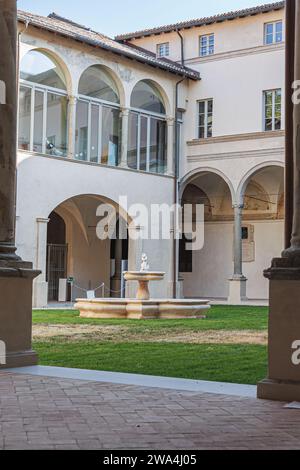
180, 167, 236, 205
237, 161, 285, 205
77, 64, 125, 106
20, 47, 73, 95
46, 192, 134, 229
130, 79, 170, 116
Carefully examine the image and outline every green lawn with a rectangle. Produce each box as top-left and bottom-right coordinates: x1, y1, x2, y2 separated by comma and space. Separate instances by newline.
32, 305, 268, 385
33, 305, 268, 330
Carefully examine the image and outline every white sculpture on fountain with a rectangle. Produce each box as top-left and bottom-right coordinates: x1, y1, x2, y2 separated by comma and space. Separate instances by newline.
140, 253, 150, 272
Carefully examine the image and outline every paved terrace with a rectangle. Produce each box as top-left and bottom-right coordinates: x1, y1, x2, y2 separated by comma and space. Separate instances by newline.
0, 369, 300, 450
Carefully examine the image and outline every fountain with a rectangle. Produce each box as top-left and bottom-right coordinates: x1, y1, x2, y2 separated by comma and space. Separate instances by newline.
76, 254, 210, 320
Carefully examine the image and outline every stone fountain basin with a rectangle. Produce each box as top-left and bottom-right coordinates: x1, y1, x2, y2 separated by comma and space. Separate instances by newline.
75, 298, 211, 320
123, 272, 165, 281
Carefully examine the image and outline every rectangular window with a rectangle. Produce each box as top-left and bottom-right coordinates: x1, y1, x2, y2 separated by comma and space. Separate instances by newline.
198, 99, 213, 139
149, 118, 167, 174
264, 21, 283, 45
18, 86, 31, 151
128, 112, 138, 170
33, 90, 44, 153
263, 89, 281, 131
127, 112, 167, 174
75, 100, 88, 161
46, 93, 67, 157
101, 107, 121, 166
199, 34, 214, 57
156, 42, 170, 58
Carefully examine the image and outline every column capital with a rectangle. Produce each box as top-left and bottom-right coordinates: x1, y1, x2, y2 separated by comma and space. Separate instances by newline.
36, 218, 50, 224
120, 107, 130, 117
68, 95, 78, 105
166, 116, 175, 125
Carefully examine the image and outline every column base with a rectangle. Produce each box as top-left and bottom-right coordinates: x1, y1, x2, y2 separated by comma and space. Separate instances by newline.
257, 378, 300, 402
228, 276, 247, 305
0, 262, 40, 369
1, 350, 38, 369
258, 258, 300, 401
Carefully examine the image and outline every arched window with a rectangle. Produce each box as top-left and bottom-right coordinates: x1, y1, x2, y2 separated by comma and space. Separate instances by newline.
128, 80, 167, 174
18, 50, 68, 156
75, 66, 121, 164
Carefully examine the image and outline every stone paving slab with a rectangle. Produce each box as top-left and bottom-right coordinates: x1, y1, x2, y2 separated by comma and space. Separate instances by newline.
0, 371, 300, 450
6, 366, 257, 397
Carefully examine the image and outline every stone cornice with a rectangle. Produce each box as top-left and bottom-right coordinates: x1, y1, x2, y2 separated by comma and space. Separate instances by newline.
184, 42, 285, 66
187, 146, 284, 163
187, 130, 285, 147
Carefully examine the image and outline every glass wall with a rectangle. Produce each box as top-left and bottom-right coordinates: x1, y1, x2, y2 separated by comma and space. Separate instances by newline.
128, 81, 167, 174
76, 66, 121, 165
18, 50, 68, 156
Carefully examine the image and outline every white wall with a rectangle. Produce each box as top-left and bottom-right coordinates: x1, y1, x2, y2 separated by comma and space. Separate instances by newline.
183, 219, 284, 301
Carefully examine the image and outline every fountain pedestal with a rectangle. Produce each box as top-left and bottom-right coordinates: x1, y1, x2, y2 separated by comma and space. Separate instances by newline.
123, 271, 165, 301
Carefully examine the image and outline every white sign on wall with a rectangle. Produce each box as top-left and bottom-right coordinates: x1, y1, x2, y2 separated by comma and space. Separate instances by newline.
0, 80, 6, 104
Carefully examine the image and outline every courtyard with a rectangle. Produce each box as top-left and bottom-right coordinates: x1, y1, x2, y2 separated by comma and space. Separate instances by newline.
33, 306, 267, 385
1, 369, 300, 450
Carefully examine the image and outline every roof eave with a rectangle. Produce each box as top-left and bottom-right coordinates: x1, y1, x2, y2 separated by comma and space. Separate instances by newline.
18, 16, 200, 81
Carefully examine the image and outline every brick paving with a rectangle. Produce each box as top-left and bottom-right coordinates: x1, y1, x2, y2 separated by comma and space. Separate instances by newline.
0, 371, 300, 450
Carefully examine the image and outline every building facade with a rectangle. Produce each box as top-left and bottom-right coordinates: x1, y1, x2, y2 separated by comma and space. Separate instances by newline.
16, 2, 285, 307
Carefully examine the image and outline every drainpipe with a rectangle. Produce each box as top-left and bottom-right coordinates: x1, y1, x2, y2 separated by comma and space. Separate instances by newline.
176, 30, 185, 66
173, 78, 184, 299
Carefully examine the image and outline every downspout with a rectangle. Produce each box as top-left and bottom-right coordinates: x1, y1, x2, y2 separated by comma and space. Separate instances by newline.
176, 30, 185, 66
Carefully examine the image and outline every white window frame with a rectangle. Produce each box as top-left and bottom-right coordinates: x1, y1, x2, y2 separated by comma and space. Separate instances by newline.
263, 89, 282, 132
156, 42, 170, 58
264, 20, 283, 45
128, 109, 167, 173
19, 80, 68, 155
199, 33, 214, 57
197, 99, 213, 139
76, 95, 121, 164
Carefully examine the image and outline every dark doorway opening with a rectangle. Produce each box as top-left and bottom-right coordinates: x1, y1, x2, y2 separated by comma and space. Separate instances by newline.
47, 211, 68, 301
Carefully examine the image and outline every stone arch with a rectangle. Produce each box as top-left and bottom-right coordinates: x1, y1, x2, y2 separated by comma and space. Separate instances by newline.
180, 167, 236, 206
130, 78, 170, 116
237, 161, 285, 205
20, 47, 73, 95
77, 64, 125, 106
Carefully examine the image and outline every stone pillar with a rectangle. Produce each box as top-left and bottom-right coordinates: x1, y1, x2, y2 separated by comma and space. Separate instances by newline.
67, 95, 77, 160
167, 117, 175, 176
0, 1, 39, 368
228, 204, 247, 305
257, 0, 300, 401
120, 107, 129, 168
285, 0, 295, 248
33, 218, 49, 308
0, 0, 19, 260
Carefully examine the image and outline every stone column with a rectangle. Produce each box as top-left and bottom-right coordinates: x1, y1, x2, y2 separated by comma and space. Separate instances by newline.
0, 0, 19, 260
258, 0, 300, 401
120, 107, 129, 168
228, 204, 247, 305
167, 117, 175, 176
33, 218, 49, 308
67, 95, 77, 160
0, 1, 39, 368
285, 0, 295, 248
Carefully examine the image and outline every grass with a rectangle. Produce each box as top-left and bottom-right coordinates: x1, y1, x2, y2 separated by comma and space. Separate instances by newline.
32, 305, 269, 385
33, 305, 268, 331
